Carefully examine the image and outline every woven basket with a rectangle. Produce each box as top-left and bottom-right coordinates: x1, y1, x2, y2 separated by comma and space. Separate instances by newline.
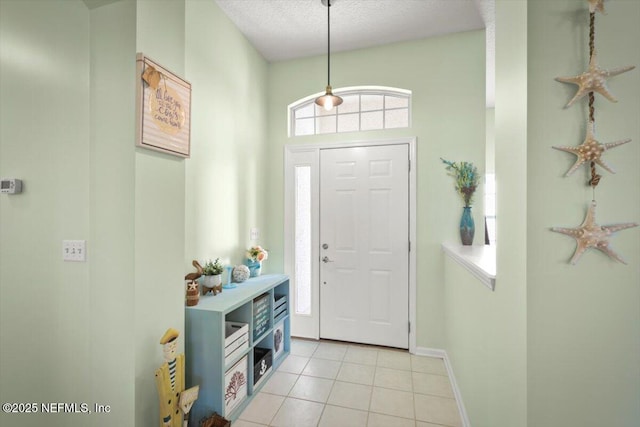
200, 413, 231, 427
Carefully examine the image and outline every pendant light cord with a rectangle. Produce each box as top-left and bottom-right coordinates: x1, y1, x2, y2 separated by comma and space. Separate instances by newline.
327, 1, 331, 86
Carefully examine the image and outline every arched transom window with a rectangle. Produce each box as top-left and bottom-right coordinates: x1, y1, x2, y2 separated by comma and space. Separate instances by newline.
288, 86, 412, 137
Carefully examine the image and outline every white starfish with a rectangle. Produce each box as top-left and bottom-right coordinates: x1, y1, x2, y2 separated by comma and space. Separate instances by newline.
588, 0, 606, 14
556, 53, 635, 108
553, 121, 631, 176
552, 200, 638, 265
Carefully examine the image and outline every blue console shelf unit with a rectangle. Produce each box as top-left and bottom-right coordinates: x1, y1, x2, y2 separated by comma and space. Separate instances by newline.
185, 274, 290, 424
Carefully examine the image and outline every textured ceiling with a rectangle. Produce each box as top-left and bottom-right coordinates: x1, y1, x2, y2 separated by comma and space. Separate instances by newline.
215, 0, 486, 61
215, 0, 494, 106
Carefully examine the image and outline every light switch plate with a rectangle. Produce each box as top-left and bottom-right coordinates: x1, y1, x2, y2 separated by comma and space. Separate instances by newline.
250, 227, 260, 241
63, 240, 86, 262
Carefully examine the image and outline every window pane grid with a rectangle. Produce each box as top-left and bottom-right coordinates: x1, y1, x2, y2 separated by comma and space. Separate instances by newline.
291, 89, 411, 136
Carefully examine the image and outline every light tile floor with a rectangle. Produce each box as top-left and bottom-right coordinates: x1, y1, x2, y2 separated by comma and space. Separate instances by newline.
236, 339, 462, 427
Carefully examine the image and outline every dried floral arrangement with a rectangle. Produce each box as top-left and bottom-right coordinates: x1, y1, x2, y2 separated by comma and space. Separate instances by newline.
441, 158, 480, 208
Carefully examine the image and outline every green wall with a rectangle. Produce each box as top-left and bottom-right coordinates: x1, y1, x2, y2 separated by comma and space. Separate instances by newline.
89, 1, 137, 425
443, 2, 528, 427
267, 31, 486, 349
0, 0, 257, 426
5, 1, 636, 426
527, 0, 640, 426
444, 1, 639, 427
134, 1, 186, 425
184, 0, 269, 273
0, 1, 95, 426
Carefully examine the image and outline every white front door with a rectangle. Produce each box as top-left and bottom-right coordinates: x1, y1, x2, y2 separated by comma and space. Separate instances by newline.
319, 144, 409, 349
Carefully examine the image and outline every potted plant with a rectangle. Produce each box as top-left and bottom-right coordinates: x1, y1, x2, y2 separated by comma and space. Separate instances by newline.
201, 258, 224, 292
441, 158, 480, 245
245, 246, 268, 277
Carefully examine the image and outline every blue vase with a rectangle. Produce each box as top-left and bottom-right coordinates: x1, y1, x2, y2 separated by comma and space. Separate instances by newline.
246, 260, 262, 277
223, 265, 236, 289
460, 206, 475, 246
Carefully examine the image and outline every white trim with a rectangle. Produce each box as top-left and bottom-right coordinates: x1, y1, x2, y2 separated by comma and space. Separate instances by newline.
441, 242, 496, 291
287, 85, 412, 111
284, 137, 417, 350
415, 346, 472, 427
284, 148, 320, 339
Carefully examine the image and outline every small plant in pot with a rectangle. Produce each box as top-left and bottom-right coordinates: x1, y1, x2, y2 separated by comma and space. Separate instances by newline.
201, 258, 224, 295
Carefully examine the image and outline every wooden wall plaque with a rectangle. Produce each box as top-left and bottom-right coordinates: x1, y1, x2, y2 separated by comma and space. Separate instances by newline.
136, 53, 191, 158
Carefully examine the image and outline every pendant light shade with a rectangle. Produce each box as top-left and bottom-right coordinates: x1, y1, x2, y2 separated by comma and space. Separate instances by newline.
315, 0, 342, 111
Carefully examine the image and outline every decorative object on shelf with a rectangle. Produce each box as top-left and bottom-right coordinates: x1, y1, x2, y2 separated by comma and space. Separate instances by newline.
555, 52, 635, 108
552, 120, 631, 176
136, 53, 191, 158
186, 281, 199, 307
588, 0, 606, 15
441, 158, 480, 246
551, 200, 637, 264
550, 1, 637, 264
232, 265, 250, 283
459, 206, 475, 246
185, 260, 204, 303
201, 258, 224, 295
246, 246, 268, 277
245, 260, 262, 278
223, 265, 236, 289
185, 260, 204, 284
200, 413, 231, 427
588, 0, 607, 15
155, 328, 196, 427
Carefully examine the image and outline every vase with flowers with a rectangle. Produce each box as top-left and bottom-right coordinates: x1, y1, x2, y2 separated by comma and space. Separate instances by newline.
441, 158, 480, 246
245, 246, 268, 277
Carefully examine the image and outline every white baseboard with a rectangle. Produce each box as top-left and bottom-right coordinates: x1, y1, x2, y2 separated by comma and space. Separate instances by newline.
414, 346, 471, 427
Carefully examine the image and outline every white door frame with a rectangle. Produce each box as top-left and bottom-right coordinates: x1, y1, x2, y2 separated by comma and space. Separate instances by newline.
284, 137, 417, 354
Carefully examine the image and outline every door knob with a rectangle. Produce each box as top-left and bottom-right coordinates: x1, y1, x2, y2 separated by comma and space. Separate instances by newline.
322, 256, 334, 263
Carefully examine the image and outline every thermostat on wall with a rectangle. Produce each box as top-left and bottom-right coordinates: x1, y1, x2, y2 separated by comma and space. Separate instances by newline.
1, 178, 22, 194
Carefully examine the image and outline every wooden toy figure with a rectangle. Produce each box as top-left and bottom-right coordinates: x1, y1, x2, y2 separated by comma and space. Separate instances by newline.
185, 282, 199, 306
155, 328, 186, 427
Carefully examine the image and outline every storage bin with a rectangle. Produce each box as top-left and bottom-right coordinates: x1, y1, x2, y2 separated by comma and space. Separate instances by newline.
224, 355, 247, 415
252, 293, 271, 340
273, 320, 285, 361
253, 347, 273, 387
224, 322, 249, 367
273, 295, 287, 323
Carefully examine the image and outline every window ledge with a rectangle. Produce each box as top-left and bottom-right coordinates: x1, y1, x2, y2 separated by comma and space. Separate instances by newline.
442, 242, 496, 291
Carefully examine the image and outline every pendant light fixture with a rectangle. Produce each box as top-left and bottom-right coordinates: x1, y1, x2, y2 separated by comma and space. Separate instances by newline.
315, 0, 343, 111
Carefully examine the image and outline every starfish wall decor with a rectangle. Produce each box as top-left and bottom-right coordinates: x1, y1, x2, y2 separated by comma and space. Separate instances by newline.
553, 120, 631, 176
555, 52, 635, 108
551, 201, 638, 265
588, 0, 606, 14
